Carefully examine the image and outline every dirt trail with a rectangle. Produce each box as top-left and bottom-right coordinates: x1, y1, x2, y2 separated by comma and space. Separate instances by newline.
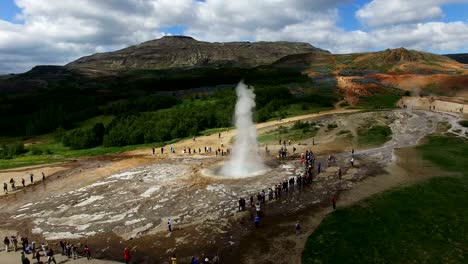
125, 108, 359, 158
400, 96, 468, 114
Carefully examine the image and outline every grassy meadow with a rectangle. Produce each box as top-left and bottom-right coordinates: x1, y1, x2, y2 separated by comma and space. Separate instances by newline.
356, 125, 392, 147
303, 135, 468, 264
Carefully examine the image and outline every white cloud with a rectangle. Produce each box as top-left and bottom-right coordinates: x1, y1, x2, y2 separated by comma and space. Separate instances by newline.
187, 0, 347, 41
356, 0, 468, 28
371, 22, 468, 52
0, 0, 467, 73
0, 0, 195, 73
188, 0, 468, 54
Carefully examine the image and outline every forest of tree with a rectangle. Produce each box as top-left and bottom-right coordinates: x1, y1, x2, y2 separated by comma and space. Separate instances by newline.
0, 67, 339, 152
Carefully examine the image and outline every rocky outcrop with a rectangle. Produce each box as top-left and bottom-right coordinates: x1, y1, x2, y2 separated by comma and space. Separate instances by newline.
66, 36, 329, 74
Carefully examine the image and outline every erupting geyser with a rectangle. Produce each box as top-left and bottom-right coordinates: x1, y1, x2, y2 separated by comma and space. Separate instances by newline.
219, 81, 268, 177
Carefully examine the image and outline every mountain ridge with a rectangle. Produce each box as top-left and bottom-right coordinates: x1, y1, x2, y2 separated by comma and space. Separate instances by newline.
65, 36, 329, 75
445, 53, 468, 64
1, 36, 466, 96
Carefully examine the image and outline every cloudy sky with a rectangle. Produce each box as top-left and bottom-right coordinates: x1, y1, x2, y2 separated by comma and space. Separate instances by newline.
0, 0, 467, 73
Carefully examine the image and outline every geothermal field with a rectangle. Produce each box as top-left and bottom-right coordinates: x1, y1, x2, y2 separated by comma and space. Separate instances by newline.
1, 81, 467, 264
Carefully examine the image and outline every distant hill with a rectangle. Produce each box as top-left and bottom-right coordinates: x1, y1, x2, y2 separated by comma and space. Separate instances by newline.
445, 53, 468, 64
274, 48, 462, 75
1, 38, 465, 96
272, 47, 467, 103
66, 36, 329, 75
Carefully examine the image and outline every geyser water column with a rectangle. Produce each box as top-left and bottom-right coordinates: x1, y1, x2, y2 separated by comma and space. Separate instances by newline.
220, 81, 268, 177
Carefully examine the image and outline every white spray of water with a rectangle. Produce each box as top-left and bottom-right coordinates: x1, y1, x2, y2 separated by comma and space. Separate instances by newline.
220, 81, 267, 177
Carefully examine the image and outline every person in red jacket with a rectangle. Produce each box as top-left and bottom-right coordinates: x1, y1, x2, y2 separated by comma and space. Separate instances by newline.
124, 247, 131, 264
83, 245, 91, 260
331, 197, 337, 210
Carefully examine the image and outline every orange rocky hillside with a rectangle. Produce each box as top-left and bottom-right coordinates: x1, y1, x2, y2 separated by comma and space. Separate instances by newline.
275, 48, 468, 104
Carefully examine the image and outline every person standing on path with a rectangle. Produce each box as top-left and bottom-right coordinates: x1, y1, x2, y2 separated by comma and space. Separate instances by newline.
3, 182, 7, 193
168, 218, 173, 232
255, 202, 262, 217
84, 245, 91, 260
21, 251, 29, 264
171, 254, 177, 264
30, 173, 34, 184
42, 172, 45, 181
46, 248, 57, 264
11, 236, 18, 251
332, 196, 337, 210
350, 157, 354, 167
254, 216, 260, 228
10, 178, 16, 190
295, 221, 302, 235
4, 236, 10, 252
212, 254, 220, 264
34, 250, 41, 264
59, 241, 65, 255
124, 247, 132, 264
21, 178, 25, 187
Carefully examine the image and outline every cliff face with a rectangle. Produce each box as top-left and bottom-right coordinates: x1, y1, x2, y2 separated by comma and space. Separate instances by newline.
66, 36, 329, 74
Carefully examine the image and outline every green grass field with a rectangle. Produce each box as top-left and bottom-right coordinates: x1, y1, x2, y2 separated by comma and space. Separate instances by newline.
258, 122, 319, 144
356, 125, 392, 147
273, 104, 333, 119
0, 142, 158, 170
0, 131, 187, 170
303, 135, 468, 264
74, 115, 115, 129
356, 95, 401, 109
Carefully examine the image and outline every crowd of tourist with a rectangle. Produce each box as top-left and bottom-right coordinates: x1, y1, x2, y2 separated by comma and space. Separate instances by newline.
235, 143, 352, 230
125, 251, 221, 264
3, 172, 46, 195
3, 234, 78, 264
152, 143, 231, 157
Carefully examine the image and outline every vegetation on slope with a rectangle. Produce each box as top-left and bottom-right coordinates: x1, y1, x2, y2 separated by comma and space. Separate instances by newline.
340, 48, 456, 74
445, 53, 468, 64
459, 120, 468, 128
303, 135, 468, 264
258, 121, 320, 144
356, 125, 392, 147
356, 95, 401, 109
0, 69, 340, 167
